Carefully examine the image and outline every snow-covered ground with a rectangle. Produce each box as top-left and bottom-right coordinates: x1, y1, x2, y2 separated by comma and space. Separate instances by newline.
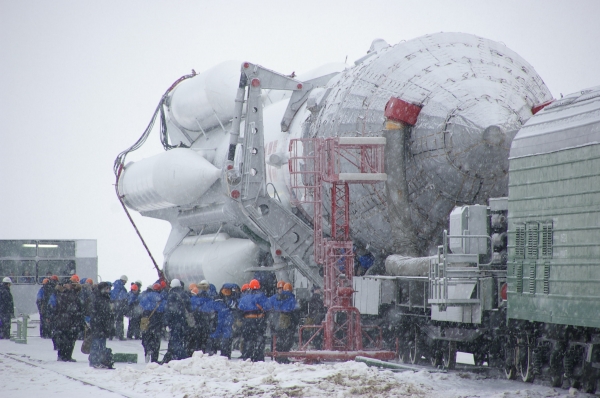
0, 321, 594, 398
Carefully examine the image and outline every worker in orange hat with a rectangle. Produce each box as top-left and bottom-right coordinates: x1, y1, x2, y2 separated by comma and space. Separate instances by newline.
127, 283, 142, 340
52, 274, 84, 361
267, 282, 297, 363
36, 278, 54, 338
238, 279, 269, 361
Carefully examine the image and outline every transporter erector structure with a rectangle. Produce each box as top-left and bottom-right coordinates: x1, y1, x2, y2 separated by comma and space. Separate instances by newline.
114, 31, 600, 389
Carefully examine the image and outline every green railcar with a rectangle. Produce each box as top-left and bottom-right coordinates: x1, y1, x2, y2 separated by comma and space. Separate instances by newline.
506, 89, 600, 328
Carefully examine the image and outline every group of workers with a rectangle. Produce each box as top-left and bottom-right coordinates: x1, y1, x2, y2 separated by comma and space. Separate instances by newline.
137, 277, 299, 365
0, 273, 304, 369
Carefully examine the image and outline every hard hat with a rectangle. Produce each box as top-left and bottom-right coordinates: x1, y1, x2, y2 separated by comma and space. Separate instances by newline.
42, 278, 49, 284
283, 283, 293, 292
131, 284, 139, 292
2, 277, 12, 284
188, 283, 198, 291
152, 283, 161, 291
241, 284, 250, 292
70, 275, 80, 283
198, 280, 210, 291
276, 280, 286, 289
135, 279, 142, 285
170, 279, 181, 288
160, 280, 167, 289
120, 275, 128, 282
86, 278, 93, 284
51, 275, 59, 281
249, 279, 260, 290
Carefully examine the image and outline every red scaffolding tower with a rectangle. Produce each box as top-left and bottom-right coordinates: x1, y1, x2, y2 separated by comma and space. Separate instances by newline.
279, 136, 395, 361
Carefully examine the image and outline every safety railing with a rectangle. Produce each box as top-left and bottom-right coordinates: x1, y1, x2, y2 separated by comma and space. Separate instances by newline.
429, 230, 492, 305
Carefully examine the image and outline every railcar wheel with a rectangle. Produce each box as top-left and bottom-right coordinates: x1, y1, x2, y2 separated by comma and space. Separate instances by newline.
583, 367, 598, 394
504, 344, 517, 380
504, 366, 518, 380
430, 345, 442, 367
517, 334, 535, 382
408, 328, 421, 365
549, 346, 564, 388
399, 346, 411, 364
550, 374, 563, 388
473, 352, 488, 367
442, 342, 457, 370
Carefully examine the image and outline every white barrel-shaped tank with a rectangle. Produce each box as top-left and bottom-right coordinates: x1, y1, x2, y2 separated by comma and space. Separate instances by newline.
385, 255, 437, 277
168, 60, 242, 135
303, 32, 553, 256
164, 233, 260, 289
118, 148, 221, 212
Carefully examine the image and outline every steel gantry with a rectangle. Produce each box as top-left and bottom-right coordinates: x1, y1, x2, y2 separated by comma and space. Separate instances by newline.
226, 61, 394, 360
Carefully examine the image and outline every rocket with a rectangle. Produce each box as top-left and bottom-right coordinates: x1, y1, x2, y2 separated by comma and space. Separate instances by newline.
116, 32, 553, 289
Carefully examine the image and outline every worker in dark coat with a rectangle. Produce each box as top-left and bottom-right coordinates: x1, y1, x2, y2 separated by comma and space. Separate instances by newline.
306, 285, 326, 349
89, 281, 115, 369
0, 277, 15, 339
110, 275, 129, 340
267, 282, 297, 363
126, 283, 142, 339
161, 279, 190, 363
80, 278, 94, 319
36, 278, 54, 338
203, 285, 235, 358
238, 279, 268, 362
52, 275, 85, 361
45, 275, 60, 348
139, 283, 164, 363
191, 280, 214, 354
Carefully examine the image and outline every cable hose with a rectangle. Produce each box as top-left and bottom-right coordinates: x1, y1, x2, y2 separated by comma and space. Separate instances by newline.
112, 71, 197, 280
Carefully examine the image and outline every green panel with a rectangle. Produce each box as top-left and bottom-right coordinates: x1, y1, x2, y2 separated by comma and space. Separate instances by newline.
113, 353, 138, 363
507, 143, 600, 328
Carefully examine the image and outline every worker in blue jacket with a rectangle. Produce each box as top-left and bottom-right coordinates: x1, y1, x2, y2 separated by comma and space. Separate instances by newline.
110, 275, 129, 340
267, 282, 297, 363
203, 285, 235, 358
191, 280, 214, 354
36, 278, 53, 338
238, 279, 268, 362
139, 283, 163, 363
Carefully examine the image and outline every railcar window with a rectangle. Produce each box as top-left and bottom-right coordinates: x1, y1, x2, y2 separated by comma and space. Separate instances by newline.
0, 260, 37, 284
543, 262, 550, 294
37, 260, 76, 282
526, 223, 539, 259
0, 240, 37, 257
541, 222, 553, 259
516, 263, 523, 293
515, 225, 526, 259
37, 241, 76, 258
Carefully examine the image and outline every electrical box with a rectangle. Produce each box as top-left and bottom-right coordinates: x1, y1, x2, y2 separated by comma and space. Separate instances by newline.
449, 205, 488, 255
353, 276, 394, 315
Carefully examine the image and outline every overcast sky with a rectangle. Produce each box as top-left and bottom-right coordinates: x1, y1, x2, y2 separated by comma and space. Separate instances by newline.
1, 0, 599, 287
